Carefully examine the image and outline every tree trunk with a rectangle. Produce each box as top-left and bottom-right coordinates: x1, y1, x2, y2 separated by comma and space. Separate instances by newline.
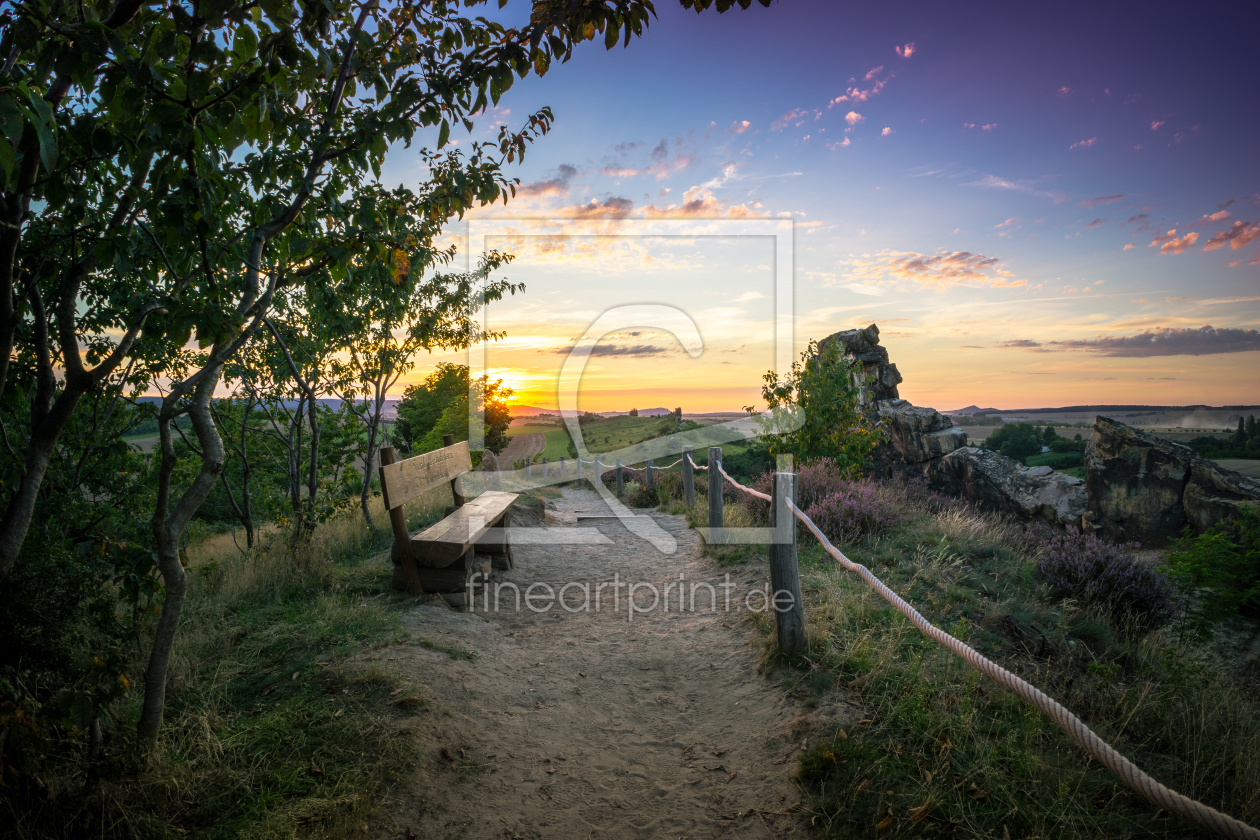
137, 365, 227, 751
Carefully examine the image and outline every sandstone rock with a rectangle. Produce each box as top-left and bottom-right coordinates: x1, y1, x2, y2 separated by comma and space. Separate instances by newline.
1082, 416, 1260, 545
877, 399, 968, 464
930, 447, 1087, 528
819, 322, 903, 406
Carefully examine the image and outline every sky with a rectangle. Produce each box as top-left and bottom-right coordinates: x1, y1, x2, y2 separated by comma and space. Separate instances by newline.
380, 0, 1260, 413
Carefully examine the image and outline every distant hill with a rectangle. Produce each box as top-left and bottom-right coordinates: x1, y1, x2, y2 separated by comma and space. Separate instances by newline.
946, 404, 1260, 415
601, 407, 675, 417
510, 404, 559, 417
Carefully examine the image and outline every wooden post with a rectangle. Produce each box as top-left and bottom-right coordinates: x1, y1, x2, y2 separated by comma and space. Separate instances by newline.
682, 445, 695, 506
576, 456, 582, 485
378, 446, 423, 596
770, 472, 805, 655
646, 459, 655, 490
560, 457, 566, 481
542, 457, 548, 481
707, 446, 723, 541
526, 457, 532, 482
616, 459, 624, 495
594, 457, 601, 489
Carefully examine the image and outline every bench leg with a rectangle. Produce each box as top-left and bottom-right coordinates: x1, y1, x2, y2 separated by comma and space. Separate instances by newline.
391, 541, 426, 596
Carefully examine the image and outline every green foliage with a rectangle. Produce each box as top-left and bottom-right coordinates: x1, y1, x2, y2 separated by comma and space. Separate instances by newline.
984, 422, 1044, 460
1165, 507, 1260, 631
415, 373, 514, 455
747, 339, 883, 476
1184, 420, 1260, 460
1024, 451, 1084, 470
395, 363, 471, 449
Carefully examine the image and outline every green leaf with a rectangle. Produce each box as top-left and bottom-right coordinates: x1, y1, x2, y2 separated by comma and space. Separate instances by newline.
0, 136, 14, 182
437, 118, 450, 149
0, 95, 23, 147
25, 91, 58, 173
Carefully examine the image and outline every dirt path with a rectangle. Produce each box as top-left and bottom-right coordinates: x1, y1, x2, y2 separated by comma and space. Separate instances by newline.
376, 487, 850, 840
499, 432, 547, 465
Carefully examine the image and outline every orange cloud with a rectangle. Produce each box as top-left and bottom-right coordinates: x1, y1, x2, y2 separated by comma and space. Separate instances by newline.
828, 75, 892, 107
728, 120, 752, 134
895, 43, 915, 57
844, 249, 1026, 289
881, 126, 894, 136
1150, 229, 1199, 254
845, 111, 864, 126
1203, 220, 1260, 251
517, 164, 578, 197
1122, 243, 1136, 251
1151, 120, 1166, 131
864, 65, 884, 80
1070, 137, 1097, 149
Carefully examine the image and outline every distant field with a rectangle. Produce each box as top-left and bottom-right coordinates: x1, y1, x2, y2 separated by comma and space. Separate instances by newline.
504, 424, 573, 461
1215, 460, 1260, 478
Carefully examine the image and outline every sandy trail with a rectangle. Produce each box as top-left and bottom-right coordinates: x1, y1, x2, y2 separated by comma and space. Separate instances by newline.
377, 486, 849, 840
499, 433, 547, 466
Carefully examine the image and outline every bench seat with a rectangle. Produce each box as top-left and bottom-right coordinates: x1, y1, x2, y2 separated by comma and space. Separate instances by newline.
410, 490, 518, 567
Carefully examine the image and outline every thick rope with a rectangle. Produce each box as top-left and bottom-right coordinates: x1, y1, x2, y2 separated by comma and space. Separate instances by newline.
687, 454, 708, 470
716, 462, 771, 501
781, 496, 1260, 840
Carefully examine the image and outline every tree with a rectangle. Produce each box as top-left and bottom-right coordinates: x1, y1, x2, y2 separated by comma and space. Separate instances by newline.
745, 339, 884, 476
985, 422, 1043, 460
405, 368, 513, 456
1043, 424, 1058, 443
628, 407, 638, 417
396, 363, 472, 452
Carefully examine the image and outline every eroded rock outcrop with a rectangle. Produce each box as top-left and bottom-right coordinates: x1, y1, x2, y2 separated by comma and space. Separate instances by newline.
820, 323, 903, 406
877, 399, 968, 464
1083, 416, 1260, 545
929, 447, 1087, 527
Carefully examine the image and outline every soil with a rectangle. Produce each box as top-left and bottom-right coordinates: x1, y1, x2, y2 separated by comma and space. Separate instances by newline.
499, 433, 547, 466
372, 486, 854, 840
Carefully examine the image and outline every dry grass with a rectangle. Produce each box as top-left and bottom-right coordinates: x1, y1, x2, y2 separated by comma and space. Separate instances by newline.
710, 490, 1260, 839
3, 488, 451, 840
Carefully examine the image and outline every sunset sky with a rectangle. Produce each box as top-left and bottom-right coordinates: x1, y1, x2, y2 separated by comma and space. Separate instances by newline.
382, 0, 1260, 413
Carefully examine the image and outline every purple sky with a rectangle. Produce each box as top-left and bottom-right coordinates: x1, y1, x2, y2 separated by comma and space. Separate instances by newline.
382, 0, 1260, 410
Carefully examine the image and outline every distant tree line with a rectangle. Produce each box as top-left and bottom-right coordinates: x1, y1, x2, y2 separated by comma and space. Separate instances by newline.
1185, 415, 1260, 461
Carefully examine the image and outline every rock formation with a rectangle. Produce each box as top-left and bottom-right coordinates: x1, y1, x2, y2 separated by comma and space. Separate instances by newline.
820, 323, 1257, 541
1082, 416, 1260, 545
819, 323, 903, 406
929, 448, 1087, 528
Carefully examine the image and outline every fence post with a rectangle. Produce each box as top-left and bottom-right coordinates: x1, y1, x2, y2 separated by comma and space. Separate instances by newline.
577, 456, 583, 485
559, 457, 566, 481
770, 472, 806, 655
378, 446, 423, 595
526, 457, 532, 482
542, 457, 548, 481
616, 459, 624, 495
593, 457, 600, 489
707, 446, 722, 541
682, 445, 695, 506
646, 458, 655, 490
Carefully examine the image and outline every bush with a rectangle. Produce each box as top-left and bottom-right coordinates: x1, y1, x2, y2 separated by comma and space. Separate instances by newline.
804, 484, 903, 544
1036, 529, 1183, 630
1165, 507, 1260, 630
985, 422, 1043, 460
1025, 451, 1084, 469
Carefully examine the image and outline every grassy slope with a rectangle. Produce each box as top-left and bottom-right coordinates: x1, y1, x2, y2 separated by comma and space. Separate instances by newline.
505, 423, 573, 461
674, 484, 1260, 840
7, 492, 462, 840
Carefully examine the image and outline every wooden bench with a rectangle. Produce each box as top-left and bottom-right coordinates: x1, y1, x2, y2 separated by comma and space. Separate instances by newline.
378, 436, 517, 601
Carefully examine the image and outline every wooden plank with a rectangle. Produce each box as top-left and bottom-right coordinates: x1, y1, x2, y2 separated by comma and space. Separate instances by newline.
412, 491, 517, 567
380, 440, 472, 510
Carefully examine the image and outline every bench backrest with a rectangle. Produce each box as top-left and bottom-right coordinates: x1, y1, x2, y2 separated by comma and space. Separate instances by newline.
379, 440, 472, 511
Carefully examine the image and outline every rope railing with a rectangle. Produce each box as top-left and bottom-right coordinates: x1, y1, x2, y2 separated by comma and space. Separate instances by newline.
700, 455, 1260, 840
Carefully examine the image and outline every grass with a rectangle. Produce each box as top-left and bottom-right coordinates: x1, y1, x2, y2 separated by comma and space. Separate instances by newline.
694, 481, 1260, 839
505, 423, 574, 461
4, 489, 452, 840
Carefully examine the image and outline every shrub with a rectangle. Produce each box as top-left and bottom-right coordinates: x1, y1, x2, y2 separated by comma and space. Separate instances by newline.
803, 483, 904, 545
1036, 529, 1183, 630
654, 471, 684, 505
1025, 451, 1084, 469
1164, 507, 1260, 630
